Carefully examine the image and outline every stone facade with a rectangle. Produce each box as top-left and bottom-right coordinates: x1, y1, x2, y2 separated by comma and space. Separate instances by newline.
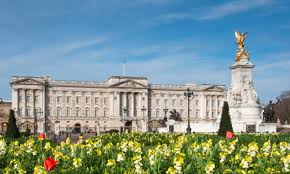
10, 76, 226, 133
0, 98, 11, 133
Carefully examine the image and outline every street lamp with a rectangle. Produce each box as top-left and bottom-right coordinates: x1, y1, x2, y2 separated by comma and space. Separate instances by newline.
163, 108, 168, 120
123, 107, 128, 118
184, 88, 194, 134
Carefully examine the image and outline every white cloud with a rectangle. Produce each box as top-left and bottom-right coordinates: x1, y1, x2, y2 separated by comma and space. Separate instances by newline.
149, 0, 273, 25
199, 0, 272, 20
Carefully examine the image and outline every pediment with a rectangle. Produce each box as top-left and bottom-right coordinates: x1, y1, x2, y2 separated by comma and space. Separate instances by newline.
11, 78, 44, 85
203, 85, 225, 92
110, 80, 147, 88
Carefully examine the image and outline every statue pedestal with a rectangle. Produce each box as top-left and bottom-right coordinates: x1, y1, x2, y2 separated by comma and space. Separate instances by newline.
258, 122, 277, 133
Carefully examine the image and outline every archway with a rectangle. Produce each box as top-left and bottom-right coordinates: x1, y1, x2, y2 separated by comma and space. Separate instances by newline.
73, 123, 81, 133
0, 122, 8, 133
124, 121, 132, 133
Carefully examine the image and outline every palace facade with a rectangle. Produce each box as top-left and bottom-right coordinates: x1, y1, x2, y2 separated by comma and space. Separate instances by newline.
10, 76, 226, 133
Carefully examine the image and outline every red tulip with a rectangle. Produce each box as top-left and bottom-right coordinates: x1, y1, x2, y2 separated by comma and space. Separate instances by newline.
226, 131, 234, 139
44, 157, 57, 171
38, 133, 46, 140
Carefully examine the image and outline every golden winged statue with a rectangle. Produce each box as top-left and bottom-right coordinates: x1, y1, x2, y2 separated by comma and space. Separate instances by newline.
235, 31, 249, 62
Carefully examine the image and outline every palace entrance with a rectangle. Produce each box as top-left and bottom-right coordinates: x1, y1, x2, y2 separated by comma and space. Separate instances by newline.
124, 121, 132, 132
73, 123, 81, 133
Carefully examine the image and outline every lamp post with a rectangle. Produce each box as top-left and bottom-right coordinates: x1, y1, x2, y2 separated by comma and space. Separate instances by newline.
163, 108, 168, 120
184, 88, 193, 134
123, 107, 128, 119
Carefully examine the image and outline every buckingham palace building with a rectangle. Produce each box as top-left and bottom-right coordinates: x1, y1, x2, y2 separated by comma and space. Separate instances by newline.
10, 75, 226, 134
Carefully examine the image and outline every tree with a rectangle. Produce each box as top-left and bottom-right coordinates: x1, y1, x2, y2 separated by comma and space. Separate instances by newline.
6, 109, 20, 138
273, 91, 290, 124
218, 101, 233, 137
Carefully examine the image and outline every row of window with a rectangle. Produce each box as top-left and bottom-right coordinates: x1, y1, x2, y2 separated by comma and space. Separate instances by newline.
155, 99, 202, 107
51, 107, 108, 117
54, 96, 109, 106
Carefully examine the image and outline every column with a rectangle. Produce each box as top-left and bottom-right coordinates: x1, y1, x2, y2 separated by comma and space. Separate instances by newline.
24, 89, 27, 116
15, 88, 19, 116
137, 93, 141, 118
130, 93, 134, 117
122, 92, 127, 117
115, 92, 120, 117
144, 92, 148, 119
215, 96, 218, 118
109, 92, 114, 117
32, 90, 35, 116
209, 96, 212, 118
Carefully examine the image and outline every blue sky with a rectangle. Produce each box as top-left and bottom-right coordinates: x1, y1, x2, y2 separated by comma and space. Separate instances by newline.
0, 0, 290, 103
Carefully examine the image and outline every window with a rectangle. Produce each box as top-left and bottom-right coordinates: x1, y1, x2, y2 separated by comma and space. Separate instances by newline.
35, 96, 39, 103
19, 96, 22, 102
26, 96, 31, 102
156, 109, 160, 117
57, 107, 61, 117
212, 100, 215, 107
95, 97, 100, 105
172, 99, 175, 106
47, 108, 51, 116
196, 100, 199, 107
104, 97, 108, 105
156, 99, 160, 106
19, 108, 22, 116
85, 108, 90, 117
86, 97, 90, 104
94, 108, 99, 117
67, 108, 70, 117
104, 109, 108, 117
206, 111, 209, 118
212, 111, 216, 118
67, 96, 71, 104
142, 97, 145, 101
196, 110, 200, 118
76, 108, 80, 117
180, 109, 184, 117
218, 100, 221, 107
27, 107, 30, 116
57, 96, 61, 104
164, 99, 168, 106
76, 97, 80, 104
180, 99, 183, 106
206, 100, 209, 107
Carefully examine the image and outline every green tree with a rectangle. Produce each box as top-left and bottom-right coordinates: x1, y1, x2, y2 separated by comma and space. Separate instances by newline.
6, 109, 20, 138
218, 101, 233, 136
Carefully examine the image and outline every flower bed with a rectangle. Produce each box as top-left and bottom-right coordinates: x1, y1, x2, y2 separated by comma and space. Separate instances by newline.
0, 133, 290, 173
